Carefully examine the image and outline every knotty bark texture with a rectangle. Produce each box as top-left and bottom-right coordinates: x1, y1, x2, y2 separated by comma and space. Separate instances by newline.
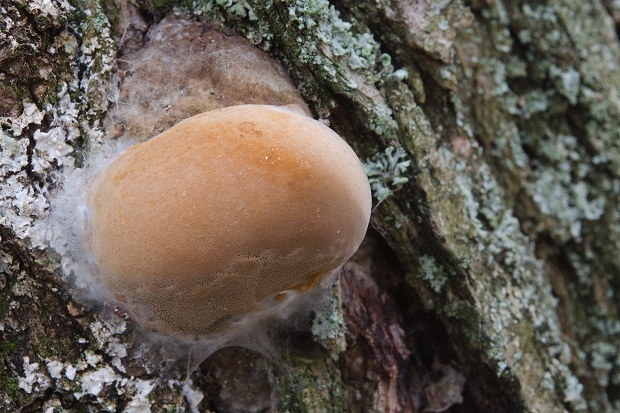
1, 0, 619, 412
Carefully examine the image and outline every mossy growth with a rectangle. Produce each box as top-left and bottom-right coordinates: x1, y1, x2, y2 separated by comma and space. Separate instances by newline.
278, 345, 348, 413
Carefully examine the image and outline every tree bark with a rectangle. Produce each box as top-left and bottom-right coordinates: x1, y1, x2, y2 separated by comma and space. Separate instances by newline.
1, 0, 619, 412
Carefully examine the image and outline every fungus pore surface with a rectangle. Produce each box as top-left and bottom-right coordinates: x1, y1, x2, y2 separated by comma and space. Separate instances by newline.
85, 105, 371, 337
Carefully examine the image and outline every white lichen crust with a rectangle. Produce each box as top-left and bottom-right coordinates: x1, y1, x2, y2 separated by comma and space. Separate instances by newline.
0, 0, 116, 248
0, 1, 177, 410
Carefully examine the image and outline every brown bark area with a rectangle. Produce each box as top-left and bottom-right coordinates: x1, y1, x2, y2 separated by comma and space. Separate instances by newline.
341, 232, 470, 413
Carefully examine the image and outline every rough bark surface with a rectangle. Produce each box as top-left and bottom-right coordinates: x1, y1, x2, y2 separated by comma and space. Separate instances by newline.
1, 0, 619, 412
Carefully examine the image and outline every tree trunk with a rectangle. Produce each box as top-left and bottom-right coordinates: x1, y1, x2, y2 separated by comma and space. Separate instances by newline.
1, 0, 619, 412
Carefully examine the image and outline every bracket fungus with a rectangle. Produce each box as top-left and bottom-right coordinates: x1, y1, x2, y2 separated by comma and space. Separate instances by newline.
85, 105, 371, 337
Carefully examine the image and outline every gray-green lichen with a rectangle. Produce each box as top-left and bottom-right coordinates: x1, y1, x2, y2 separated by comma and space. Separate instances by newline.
311, 283, 347, 355
417, 255, 448, 293
455, 2, 620, 411
363, 146, 411, 202
440, 142, 587, 411
332, 0, 618, 410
